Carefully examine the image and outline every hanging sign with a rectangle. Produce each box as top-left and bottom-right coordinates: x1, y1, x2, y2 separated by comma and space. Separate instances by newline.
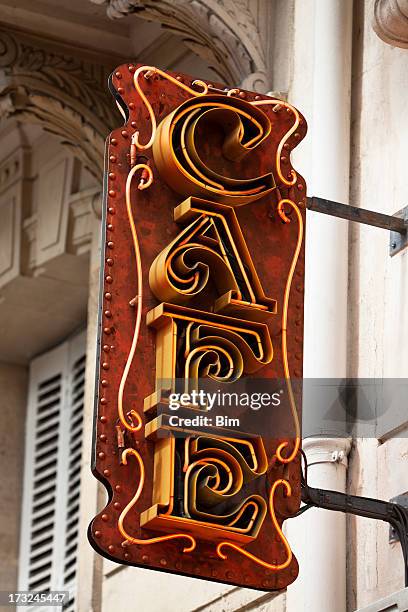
88, 63, 307, 591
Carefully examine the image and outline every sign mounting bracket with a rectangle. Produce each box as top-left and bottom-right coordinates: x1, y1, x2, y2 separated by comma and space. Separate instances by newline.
307, 196, 408, 256
300, 474, 408, 587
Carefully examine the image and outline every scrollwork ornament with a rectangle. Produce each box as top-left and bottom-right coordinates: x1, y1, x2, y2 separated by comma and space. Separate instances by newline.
89, 0, 270, 89
0, 32, 19, 68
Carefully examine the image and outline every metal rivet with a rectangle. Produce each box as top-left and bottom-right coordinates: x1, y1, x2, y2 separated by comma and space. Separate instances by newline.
284, 143, 290, 150
103, 328, 111, 336
124, 552, 130, 559
129, 102, 135, 109
255, 95, 261, 100
105, 310, 112, 318
117, 87, 124, 94
128, 65, 135, 73
114, 502, 120, 510
103, 345, 110, 352
111, 138, 118, 146
100, 434, 107, 442
105, 293, 112, 301
108, 207, 116, 215
131, 121, 137, 128
176, 75, 183, 81
281, 156, 287, 163
109, 155, 117, 163
103, 469, 110, 476
94, 530, 101, 538
108, 190, 116, 198
109, 172, 116, 180
102, 362, 109, 370
107, 223, 114, 231
100, 416, 107, 423
298, 184, 304, 191
107, 241, 114, 249
108, 544, 115, 553
142, 555, 149, 563
121, 130, 128, 138
294, 132, 301, 139
115, 71, 122, 79
101, 514, 109, 521
101, 379, 109, 387
100, 398, 107, 405
106, 258, 114, 266
99, 452, 106, 460
106, 276, 113, 283
160, 558, 167, 566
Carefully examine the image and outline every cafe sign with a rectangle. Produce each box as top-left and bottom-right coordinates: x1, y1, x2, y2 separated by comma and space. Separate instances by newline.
88, 64, 307, 591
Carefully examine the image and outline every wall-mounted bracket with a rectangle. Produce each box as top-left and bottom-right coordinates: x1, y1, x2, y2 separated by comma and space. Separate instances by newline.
307, 197, 408, 257
300, 480, 408, 586
390, 207, 408, 256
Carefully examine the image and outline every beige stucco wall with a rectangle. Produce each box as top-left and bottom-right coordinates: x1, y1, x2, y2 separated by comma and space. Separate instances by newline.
1, 1, 407, 611
347, 0, 408, 609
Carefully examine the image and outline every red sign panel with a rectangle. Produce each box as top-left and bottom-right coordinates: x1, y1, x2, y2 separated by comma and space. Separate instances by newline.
88, 63, 307, 591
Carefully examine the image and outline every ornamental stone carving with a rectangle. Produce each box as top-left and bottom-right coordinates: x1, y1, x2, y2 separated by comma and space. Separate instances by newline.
0, 29, 118, 180
90, 0, 271, 91
373, 0, 408, 48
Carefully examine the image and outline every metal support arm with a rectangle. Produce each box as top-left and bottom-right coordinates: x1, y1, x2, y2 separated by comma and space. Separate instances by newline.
307, 196, 408, 256
301, 481, 408, 586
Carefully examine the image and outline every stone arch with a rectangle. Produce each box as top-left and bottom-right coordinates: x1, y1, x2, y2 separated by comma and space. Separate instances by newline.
90, 0, 271, 91
0, 29, 118, 180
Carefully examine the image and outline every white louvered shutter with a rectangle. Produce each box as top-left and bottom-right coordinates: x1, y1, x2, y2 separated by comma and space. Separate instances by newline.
62, 334, 86, 612
19, 331, 86, 612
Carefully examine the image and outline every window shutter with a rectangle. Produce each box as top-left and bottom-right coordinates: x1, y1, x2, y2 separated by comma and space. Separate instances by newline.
62, 335, 86, 612
19, 331, 86, 611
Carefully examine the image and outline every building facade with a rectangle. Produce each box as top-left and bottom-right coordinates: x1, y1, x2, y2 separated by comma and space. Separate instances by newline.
0, 1, 407, 611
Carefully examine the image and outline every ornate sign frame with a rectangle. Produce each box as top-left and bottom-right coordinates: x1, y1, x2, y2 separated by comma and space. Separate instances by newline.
88, 64, 307, 591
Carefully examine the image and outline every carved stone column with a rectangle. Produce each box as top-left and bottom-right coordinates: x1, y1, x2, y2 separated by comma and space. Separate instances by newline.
90, 0, 272, 92
373, 0, 408, 48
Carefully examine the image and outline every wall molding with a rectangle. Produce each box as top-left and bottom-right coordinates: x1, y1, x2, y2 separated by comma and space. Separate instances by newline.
0, 28, 118, 179
90, 0, 272, 91
373, 0, 408, 48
